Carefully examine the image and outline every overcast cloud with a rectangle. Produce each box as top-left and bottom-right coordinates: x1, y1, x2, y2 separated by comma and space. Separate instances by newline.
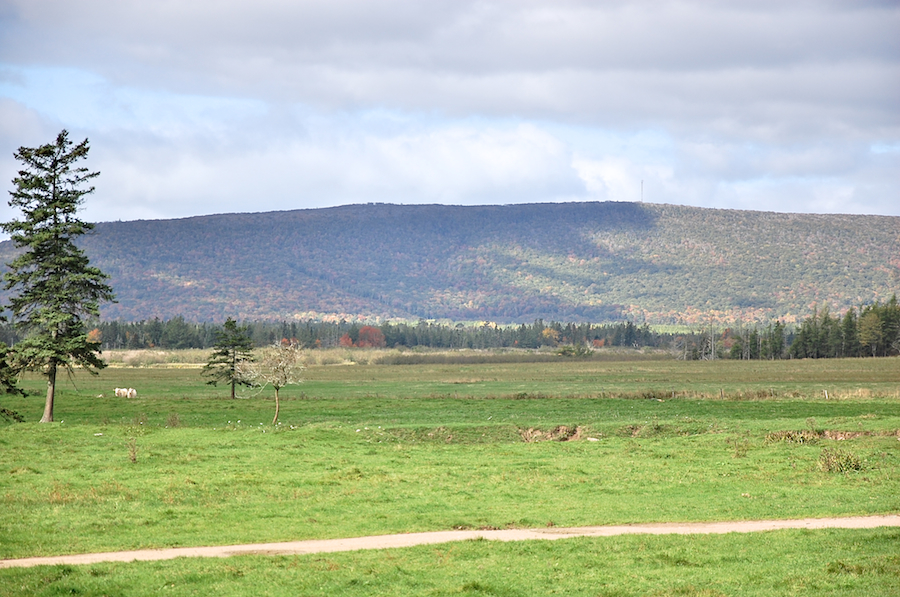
1, 0, 898, 224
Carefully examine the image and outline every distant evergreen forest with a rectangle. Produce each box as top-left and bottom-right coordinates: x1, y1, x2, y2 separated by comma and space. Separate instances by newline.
788, 297, 900, 359
0, 318, 668, 353
2, 296, 896, 359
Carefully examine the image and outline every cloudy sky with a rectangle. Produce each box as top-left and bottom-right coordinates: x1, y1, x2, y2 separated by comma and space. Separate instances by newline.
1, 0, 898, 225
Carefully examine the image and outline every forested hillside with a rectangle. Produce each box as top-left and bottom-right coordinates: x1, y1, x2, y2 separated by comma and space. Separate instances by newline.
0, 202, 896, 324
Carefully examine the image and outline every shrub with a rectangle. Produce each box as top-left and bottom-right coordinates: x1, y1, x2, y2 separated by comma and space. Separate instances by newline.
556, 344, 592, 358
818, 448, 863, 473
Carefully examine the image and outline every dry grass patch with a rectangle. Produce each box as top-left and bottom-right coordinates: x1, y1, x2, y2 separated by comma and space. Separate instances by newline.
519, 425, 583, 442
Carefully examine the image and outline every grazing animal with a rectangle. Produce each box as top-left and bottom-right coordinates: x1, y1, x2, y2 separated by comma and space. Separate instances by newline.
114, 388, 128, 397
127, 388, 137, 399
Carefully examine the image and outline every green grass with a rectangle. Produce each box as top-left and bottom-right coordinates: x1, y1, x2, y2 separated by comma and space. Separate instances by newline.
1, 529, 898, 596
1, 354, 898, 594
1, 421, 898, 560
3, 356, 900, 427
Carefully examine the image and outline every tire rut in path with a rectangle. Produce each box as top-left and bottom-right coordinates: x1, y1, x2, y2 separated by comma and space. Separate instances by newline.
2, 515, 898, 569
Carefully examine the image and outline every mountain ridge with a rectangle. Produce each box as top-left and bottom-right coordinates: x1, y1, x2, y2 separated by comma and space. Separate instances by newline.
0, 201, 897, 324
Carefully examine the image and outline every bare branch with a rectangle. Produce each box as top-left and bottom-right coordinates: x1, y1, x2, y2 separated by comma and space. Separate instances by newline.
235, 341, 305, 424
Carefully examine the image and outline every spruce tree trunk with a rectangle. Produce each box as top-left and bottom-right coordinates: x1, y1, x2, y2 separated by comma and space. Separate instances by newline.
40, 362, 57, 423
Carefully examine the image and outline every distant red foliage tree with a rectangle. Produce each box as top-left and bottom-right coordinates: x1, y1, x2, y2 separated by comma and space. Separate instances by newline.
339, 333, 354, 347
356, 326, 386, 348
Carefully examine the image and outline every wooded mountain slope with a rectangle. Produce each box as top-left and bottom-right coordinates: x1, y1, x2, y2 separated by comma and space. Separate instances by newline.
1, 202, 897, 324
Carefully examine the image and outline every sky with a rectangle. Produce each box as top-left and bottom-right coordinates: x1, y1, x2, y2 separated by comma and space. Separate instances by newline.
0, 0, 898, 226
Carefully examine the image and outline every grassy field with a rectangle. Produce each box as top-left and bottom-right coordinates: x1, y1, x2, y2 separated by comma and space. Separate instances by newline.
1, 352, 898, 595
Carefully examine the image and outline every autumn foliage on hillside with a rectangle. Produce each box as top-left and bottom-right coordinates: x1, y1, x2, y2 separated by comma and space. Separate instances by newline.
1, 202, 896, 325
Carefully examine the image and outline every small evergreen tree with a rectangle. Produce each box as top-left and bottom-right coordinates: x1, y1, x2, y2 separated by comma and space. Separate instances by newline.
880, 295, 900, 355
2, 130, 115, 422
202, 317, 254, 399
840, 308, 859, 357
858, 310, 882, 357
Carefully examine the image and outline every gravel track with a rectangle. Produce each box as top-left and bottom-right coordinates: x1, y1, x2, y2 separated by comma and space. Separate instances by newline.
2, 515, 898, 569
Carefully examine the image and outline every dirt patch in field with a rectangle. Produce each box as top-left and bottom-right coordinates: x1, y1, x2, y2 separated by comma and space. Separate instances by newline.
823, 430, 870, 441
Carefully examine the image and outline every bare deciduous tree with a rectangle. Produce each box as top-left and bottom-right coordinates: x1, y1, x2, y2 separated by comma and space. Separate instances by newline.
236, 342, 304, 424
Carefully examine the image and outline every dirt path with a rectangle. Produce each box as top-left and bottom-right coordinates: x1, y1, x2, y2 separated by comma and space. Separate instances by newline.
2, 515, 898, 569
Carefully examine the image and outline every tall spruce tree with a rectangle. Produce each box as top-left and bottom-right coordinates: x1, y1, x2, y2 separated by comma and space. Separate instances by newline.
2, 130, 115, 423
202, 317, 255, 399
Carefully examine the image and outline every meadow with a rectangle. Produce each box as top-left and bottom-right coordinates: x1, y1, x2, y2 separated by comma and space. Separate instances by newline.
1, 351, 898, 595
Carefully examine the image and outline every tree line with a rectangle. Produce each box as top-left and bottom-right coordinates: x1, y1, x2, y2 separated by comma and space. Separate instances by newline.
2, 307, 897, 360
5, 303, 898, 360
49, 301, 900, 360
787, 298, 900, 359
0, 318, 668, 352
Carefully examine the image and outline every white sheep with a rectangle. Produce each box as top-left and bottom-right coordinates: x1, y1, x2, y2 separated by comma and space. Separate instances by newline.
127, 388, 137, 399
114, 388, 128, 397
